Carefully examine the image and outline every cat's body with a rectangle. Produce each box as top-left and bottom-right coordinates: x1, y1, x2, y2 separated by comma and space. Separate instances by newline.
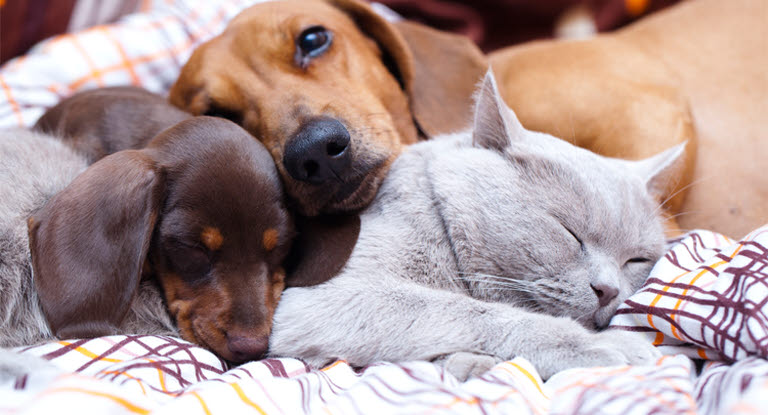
269, 73, 681, 379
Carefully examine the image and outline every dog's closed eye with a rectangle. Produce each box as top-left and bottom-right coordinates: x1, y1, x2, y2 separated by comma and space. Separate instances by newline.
203, 104, 242, 125
165, 242, 213, 282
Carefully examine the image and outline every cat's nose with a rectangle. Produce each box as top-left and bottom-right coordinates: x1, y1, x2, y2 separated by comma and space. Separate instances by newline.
591, 283, 619, 307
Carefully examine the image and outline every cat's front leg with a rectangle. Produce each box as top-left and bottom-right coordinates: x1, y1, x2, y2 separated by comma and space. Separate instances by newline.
480, 310, 661, 379
269, 273, 660, 379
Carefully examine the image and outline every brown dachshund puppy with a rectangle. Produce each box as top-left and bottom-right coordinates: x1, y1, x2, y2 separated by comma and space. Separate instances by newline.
34, 86, 191, 163
26, 117, 293, 362
169, 0, 487, 216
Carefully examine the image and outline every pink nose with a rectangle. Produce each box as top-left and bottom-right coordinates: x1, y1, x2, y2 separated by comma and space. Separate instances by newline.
591, 283, 619, 307
227, 335, 269, 363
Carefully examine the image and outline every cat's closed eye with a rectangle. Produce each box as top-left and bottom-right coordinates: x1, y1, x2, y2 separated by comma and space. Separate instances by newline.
563, 225, 583, 248
624, 257, 652, 266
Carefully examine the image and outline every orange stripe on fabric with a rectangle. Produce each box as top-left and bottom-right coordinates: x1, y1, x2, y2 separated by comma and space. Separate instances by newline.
98, 26, 142, 85
190, 391, 213, 415
102, 371, 148, 395
44, 387, 150, 414
230, 383, 268, 415
68, 35, 106, 87
58, 341, 123, 363
646, 270, 689, 333
508, 362, 548, 399
0, 74, 24, 126
321, 360, 347, 372
668, 243, 744, 339
653, 332, 665, 346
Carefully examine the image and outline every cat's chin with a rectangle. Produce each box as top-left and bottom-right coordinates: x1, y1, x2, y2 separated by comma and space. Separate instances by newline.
593, 307, 618, 329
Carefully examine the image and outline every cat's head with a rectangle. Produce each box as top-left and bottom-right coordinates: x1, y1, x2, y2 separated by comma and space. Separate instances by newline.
434, 71, 685, 329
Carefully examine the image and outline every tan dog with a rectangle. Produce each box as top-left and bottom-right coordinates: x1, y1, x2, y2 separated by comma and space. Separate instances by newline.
169, 0, 487, 216
489, 0, 767, 238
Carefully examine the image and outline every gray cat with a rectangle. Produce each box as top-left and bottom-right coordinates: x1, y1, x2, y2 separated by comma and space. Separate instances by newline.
269, 71, 682, 380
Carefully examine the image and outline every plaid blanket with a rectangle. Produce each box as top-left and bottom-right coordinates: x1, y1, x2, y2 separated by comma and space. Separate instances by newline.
2, 227, 767, 415
0, 0, 259, 129
1, 1, 766, 413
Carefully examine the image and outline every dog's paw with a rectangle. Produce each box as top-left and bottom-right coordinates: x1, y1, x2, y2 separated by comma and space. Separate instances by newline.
434, 352, 501, 381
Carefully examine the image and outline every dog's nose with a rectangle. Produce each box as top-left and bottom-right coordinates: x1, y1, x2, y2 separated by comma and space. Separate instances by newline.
227, 335, 269, 362
591, 283, 619, 307
283, 117, 351, 184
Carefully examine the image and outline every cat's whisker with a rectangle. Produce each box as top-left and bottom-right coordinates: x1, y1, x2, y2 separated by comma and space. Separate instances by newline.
650, 175, 713, 219
459, 274, 538, 286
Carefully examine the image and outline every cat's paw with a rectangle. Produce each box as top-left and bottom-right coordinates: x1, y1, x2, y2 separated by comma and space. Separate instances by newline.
530, 326, 661, 379
433, 352, 501, 381
588, 329, 662, 366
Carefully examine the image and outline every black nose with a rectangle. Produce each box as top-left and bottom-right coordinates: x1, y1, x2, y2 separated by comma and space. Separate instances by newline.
591, 283, 619, 307
227, 335, 269, 363
283, 117, 351, 184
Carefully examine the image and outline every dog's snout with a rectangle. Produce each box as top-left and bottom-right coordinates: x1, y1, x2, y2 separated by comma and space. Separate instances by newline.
283, 117, 351, 184
227, 334, 270, 363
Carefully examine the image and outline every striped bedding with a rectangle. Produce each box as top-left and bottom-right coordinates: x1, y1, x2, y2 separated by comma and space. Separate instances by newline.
1, 1, 766, 414
1, 226, 766, 414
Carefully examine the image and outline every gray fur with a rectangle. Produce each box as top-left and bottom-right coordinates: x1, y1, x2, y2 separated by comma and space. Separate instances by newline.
269, 72, 681, 379
0, 129, 176, 348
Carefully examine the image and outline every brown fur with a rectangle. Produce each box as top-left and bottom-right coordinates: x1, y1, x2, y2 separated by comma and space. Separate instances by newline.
489, 0, 767, 238
33, 86, 191, 163
169, 0, 487, 216
27, 117, 293, 362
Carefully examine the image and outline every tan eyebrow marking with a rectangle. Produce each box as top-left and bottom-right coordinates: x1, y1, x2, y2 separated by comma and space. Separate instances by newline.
201, 226, 224, 251
263, 228, 279, 251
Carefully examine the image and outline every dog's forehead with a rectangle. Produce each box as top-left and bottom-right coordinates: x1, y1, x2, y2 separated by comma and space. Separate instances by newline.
230, 0, 351, 29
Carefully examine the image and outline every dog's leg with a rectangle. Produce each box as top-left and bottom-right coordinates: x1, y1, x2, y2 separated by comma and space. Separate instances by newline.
269, 272, 660, 380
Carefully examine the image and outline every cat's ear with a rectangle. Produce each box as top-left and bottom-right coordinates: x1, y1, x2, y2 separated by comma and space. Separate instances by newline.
472, 70, 526, 152
634, 142, 687, 201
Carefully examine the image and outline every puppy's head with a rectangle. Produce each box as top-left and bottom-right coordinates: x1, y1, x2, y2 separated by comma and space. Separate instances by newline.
170, 0, 486, 215
29, 117, 293, 363
33, 86, 191, 163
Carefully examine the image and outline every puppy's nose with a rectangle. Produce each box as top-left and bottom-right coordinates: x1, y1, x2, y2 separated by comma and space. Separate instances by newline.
227, 335, 269, 363
591, 283, 619, 307
283, 117, 351, 184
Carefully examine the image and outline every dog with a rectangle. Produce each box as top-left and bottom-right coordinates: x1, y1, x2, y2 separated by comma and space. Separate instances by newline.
169, 0, 488, 216
33, 86, 191, 163
0, 117, 293, 363
268, 72, 667, 380
488, 0, 767, 238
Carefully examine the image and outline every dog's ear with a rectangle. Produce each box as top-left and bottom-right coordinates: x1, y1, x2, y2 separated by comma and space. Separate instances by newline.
283, 214, 360, 287
393, 20, 488, 137
28, 150, 165, 340
169, 47, 211, 116
327, 0, 488, 137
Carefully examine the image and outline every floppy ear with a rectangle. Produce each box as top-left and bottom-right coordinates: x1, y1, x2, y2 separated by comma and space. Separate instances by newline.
283, 214, 360, 287
168, 46, 211, 116
393, 20, 488, 136
327, 0, 488, 137
28, 151, 165, 340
